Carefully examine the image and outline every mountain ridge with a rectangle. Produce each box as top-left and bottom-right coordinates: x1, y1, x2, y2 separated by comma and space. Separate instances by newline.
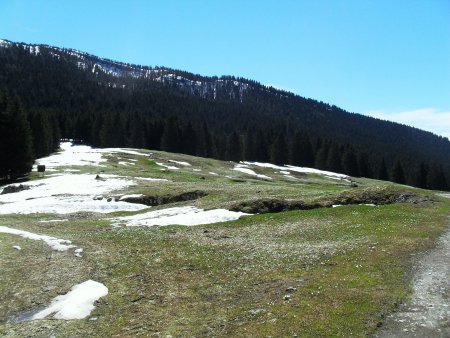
0, 38, 449, 190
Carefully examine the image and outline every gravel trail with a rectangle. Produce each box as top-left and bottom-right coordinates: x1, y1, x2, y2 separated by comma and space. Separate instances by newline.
375, 213, 450, 337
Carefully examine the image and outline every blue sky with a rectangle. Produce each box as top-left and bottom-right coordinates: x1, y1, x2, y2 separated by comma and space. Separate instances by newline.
1, 0, 449, 138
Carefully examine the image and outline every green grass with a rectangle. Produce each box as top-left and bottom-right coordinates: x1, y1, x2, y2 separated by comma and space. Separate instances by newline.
1, 148, 449, 337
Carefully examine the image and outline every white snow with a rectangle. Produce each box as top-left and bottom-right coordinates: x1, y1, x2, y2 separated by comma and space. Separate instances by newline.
13, 245, 21, 250
168, 159, 191, 166
33, 142, 147, 170
39, 219, 69, 223
31, 280, 108, 320
0, 174, 148, 214
0, 195, 148, 215
111, 206, 249, 227
74, 248, 83, 258
135, 177, 169, 182
118, 161, 135, 166
34, 142, 105, 169
241, 161, 350, 180
156, 162, 179, 170
233, 165, 272, 180
209, 172, 219, 176
118, 194, 144, 201
0, 226, 75, 251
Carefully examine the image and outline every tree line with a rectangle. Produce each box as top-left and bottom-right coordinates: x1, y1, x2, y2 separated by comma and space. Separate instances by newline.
0, 42, 448, 190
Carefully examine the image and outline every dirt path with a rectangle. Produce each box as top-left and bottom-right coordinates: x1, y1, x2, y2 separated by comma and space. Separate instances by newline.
375, 206, 450, 337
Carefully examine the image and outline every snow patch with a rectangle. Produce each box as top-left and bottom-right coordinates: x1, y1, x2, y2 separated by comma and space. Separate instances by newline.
111, 206, 249, 227
168, 159, 191, 166
241, 161, 350, 180
135, 177, 169, 182
13, 245, 21, 250
39, 219, 69, 223
74, 248, 83, 258
118, 161, 134, 166
156, 162, 179, 170
118, 194, 144, 201
0, 226, 75, 251
0, 174, 147, 214
33, 142, 147, 170
233, 165, 272, 180
31, 280, 108, 320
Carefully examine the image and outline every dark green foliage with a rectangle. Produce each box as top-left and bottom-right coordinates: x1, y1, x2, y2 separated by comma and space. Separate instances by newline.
378, 158, 389, 181
391, 160, 406, 184
270, 134, 288, 165
342, 146, 360, 177
290, 132, 314, 167
427, 164, 449, 191
0, 41, 449, 190
326, 142, 343, 173
315, 142, 330, 170
414, 162, 428, 189
358, 153, 371, 178
161, 117, 181, 153
0, 95, 34, 178
225, 131, 242, 161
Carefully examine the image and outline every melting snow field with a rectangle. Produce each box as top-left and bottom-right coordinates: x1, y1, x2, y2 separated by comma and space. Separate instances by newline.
30, 280, 108, 320
241, 161, 350, 180
233, 164, 272, 180
111, 206, 249, 227
0, 174, 148, 214
33, 142, 147, 170
0, 226, 75, 252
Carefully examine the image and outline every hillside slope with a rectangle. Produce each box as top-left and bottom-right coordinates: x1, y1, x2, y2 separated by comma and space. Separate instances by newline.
0, 38, 449, 189
0, 144, 449, 336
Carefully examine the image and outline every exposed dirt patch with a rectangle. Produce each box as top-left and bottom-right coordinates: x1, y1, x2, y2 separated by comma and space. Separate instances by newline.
229, 189, 434, 214
1, 184, 30, 195
374, 219, 450, 337
119, 190, 207, 206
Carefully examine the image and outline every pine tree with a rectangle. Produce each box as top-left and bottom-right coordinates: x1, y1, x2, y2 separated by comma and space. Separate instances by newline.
391, 160, 406, 184
315, 141, 329, 170
225, 131, 242, 161
358, 153, 371, 178
378, 157, 389, 181
0, 96, 34, 179
290, 133, 314, 167
427, 164, 449, 191
253, 130, 269, 162
342, 146, 359, 177
161, 117, 180, 153
414, 162, 428, 189
29, 111, 53, 158
326, 142, 342, 173
270, 134, 288, 165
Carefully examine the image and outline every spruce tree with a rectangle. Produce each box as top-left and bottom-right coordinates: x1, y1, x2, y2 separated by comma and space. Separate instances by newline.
358, 153, 371, 178
342, 146, 359, 177
161, 117, 180, 153
225, 131, 242, 161
414, 162, 428, 189
427, 164, 449, 191
326, 142, 342, 173
315, 141, 329, 170
270, 134, 288, 165
0, 96, 34, 179
378, 157, 389, 181
391, 160, 406, 184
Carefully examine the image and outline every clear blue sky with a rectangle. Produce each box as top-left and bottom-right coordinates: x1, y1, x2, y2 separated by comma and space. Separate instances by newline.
1, 0, 449, 138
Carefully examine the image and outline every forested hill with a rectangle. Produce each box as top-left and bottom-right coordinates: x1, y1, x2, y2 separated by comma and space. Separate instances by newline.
0, 38, 449, 190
